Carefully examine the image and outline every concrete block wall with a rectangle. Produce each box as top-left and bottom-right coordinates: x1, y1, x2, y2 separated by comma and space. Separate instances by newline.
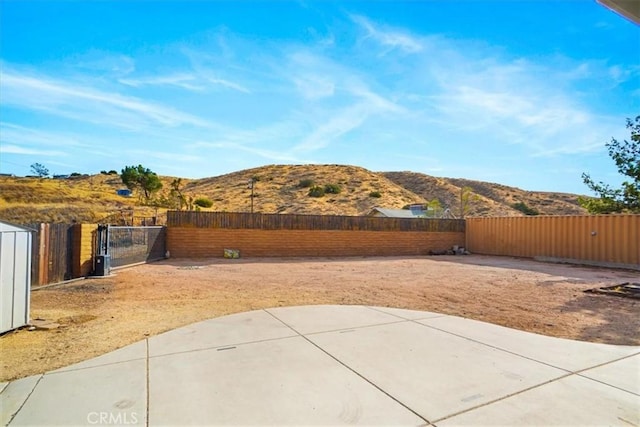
167, 228, 465, 258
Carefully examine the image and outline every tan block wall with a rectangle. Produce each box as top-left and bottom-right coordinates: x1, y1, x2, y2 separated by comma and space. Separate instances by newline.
73, 224, 97, 277
167, 228, 465, 258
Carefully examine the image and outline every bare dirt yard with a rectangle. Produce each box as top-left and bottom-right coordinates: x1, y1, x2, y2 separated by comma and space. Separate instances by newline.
2, 255, 639, 382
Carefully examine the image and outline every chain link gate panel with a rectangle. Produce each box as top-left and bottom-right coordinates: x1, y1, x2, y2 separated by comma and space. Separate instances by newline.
107, 226, 166, 268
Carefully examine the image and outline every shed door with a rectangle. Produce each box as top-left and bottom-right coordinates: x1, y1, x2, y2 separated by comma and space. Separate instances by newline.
0, 231, 31, 333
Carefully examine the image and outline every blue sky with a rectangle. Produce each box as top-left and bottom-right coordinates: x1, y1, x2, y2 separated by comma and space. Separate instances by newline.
0, 1, 638, 194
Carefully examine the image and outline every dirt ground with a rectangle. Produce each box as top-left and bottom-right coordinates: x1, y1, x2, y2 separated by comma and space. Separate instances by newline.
2, 255, 639, 382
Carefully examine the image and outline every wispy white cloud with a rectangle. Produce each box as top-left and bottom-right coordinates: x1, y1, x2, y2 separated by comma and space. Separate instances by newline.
127, 149, 203, 164
203, 75, 251, 93
119, 74, 206, 92
179, 46, 253, 93
0, 144, 64, 156
0, 66, 213, 129
293, 74, 335, 99
293, 105, 369, 152
396, 38, 626, 158
594, 21, 612, 29
192, 140, 308, 163
73, 50, 135, 76
0, 123, 89, 148
350, 14, 423, 54
346, 81, 403, 113
280, 48, 406, 153
292, 87, 404, 153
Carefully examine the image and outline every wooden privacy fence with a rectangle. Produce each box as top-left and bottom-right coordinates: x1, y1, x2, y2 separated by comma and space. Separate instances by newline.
167, 211, 465, 232
24, 223, 98, 287
167, 211, 466, 258
28, 223, 75, 287
466, 215, 640, 270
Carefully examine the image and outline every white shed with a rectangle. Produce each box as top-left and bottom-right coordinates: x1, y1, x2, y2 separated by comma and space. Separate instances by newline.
0, 221, 33, 334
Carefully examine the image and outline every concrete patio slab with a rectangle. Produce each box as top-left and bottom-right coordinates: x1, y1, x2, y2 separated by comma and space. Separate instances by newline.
579, 353, 640, 395
3, 305, 638, 426
265, 305, 403, 335
8, 360, 146, 426
148, 335, 425, 426
148, 309, 297, 357
306, 320, 566, 421
0, 375, 41, 426
438, 374, 640, 426
418, 315, 640, 372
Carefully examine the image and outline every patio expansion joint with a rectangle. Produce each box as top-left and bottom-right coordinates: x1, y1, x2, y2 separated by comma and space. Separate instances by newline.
432, 352, 640, 424
44, 357, 148, 376
407, 321, 640, 421
431, 372, 576, 424
147, 333, 300, 360
145, 338, 150, 427
574, 351, 640, 397
412, 320, 586, 374
262, 309, 432, 426
302, 319, 410, 337
366, 306, 448, 321
4, 374, 44, 426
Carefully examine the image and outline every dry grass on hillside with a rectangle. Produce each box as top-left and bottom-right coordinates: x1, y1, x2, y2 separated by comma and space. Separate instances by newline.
0, 164, 587, 224
384, 172, 586, 217
0, 175, 127, 223
383, 172, 518, 217
0, 175, 175, 224
186, 164, 426, 216
446, 177, 586, 216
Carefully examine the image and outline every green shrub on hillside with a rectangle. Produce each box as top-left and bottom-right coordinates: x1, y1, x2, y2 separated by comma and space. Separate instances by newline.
369, 191, 382, 198
194, 197, 214, 208
298, 179, 315, 188
308, 186, 325, 197
324, 183, 342, 194
512, 201, 540, 216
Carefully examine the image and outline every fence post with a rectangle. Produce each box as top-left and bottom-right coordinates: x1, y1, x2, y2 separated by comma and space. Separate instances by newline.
37, 223, 48, 286
72, 223, 82, 278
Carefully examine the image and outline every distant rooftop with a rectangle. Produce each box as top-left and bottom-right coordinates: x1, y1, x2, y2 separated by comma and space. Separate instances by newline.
368, 207, 425, 218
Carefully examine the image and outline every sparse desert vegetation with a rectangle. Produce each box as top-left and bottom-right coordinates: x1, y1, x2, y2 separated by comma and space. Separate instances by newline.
0, 164, 587, 224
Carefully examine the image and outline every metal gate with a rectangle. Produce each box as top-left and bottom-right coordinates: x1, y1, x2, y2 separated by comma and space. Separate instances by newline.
99, 226, 166, 268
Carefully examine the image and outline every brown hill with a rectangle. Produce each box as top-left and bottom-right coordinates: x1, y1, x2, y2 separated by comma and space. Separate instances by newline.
383, 172, 586, 217
0, 164, 586, 224
184, 164, 425, 216
445, 177, 586, 216
0, 174, 187, 224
